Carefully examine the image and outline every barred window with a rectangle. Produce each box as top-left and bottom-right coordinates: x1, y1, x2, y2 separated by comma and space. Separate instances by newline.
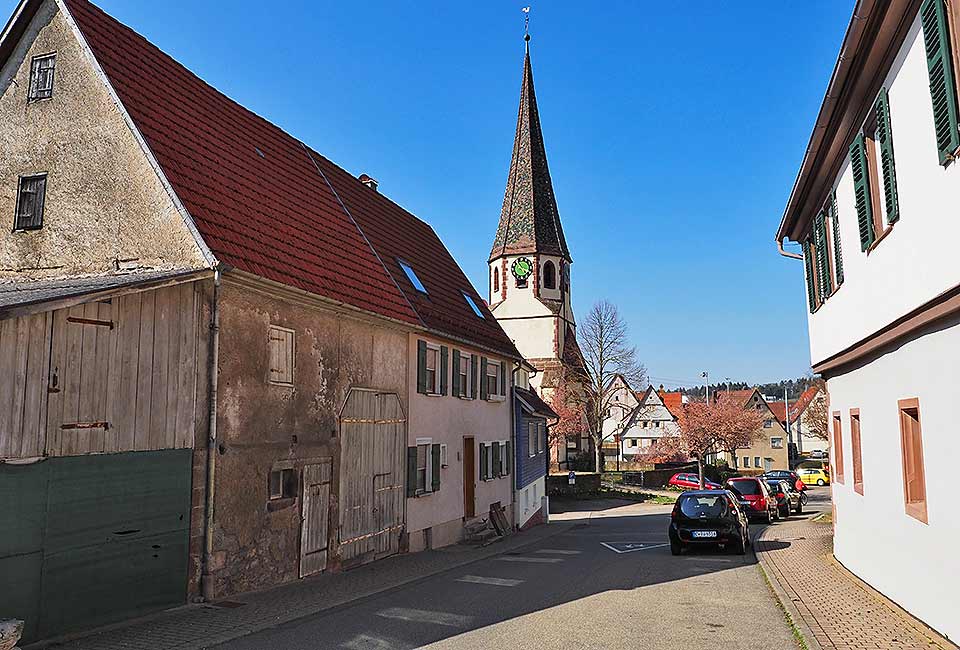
14, 174, 47, 230
28, 54, 56, 102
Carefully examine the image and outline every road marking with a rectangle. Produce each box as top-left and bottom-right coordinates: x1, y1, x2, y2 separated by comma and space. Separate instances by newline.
535, 549, 581, 555
456, 575, 524, 587
376, 607, 470, 628
600, 541, 669, 554
496, 555, 563, 563
343, 633, 399, 650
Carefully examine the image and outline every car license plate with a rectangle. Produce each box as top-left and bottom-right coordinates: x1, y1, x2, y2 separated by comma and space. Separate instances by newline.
692, 530, 717, 538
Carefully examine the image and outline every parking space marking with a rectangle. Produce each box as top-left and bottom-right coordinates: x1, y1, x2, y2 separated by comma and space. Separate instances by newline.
534, 549, 581, 555
496, 556, 564, 563
600, 541, 669, 554
456, 575, 524, 587
376, 607, 470, 628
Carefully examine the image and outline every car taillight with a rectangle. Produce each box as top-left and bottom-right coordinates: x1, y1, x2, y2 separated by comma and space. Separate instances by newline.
777, 492, 785, 499
671, 507, 679, 522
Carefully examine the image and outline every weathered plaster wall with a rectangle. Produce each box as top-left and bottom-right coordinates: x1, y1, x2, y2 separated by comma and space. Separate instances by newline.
0, 0, 207, 278
209, 278, 407, 597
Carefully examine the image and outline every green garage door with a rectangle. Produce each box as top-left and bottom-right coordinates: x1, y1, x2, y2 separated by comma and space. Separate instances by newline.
0, 449, 192, 643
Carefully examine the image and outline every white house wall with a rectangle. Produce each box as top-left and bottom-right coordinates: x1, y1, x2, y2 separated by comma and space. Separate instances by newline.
807, 16, 960, 365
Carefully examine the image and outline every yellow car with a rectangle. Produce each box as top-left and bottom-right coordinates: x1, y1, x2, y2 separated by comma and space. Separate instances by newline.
798, 468, 830, 486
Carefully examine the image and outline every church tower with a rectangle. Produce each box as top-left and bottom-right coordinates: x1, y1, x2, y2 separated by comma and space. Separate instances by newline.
489, 34, 578, 395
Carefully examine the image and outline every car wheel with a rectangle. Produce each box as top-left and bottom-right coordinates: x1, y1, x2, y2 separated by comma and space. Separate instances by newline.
670, 540, 682, 556
767, 510, 774, 525
731, 536, 746, 555
817, 479, 825, 486
795, 501, 803, 515
779, 505, 789, 519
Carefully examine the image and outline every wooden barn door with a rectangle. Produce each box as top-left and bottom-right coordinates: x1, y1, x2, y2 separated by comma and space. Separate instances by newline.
338, 389, 405, 566
299, 460, 332, 578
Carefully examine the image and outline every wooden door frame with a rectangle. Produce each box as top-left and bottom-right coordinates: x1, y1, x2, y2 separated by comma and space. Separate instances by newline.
463, 436, 475, 519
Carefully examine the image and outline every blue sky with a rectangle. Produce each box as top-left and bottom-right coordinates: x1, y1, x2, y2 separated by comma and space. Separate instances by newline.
4, 0, 856, 386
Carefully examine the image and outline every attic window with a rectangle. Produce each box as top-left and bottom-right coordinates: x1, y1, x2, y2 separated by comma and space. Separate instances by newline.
14, 174, 47, 230
28, 54, 55, 102
398, 260, 427, 294
462, 292, 485, 319
254, 146, 265, 158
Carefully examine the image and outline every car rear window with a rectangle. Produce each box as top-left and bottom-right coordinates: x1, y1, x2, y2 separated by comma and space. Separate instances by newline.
679, 495, 728, 518
727, 479, 760, 496
766, 481, 783, 493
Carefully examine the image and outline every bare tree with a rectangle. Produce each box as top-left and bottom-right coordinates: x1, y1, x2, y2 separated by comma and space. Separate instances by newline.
574, 300, 647, 472
800, 378, 829, 440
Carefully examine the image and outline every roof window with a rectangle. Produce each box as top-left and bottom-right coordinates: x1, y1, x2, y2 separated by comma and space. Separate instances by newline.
462, 292, 485, 319
398, 260, 427, 294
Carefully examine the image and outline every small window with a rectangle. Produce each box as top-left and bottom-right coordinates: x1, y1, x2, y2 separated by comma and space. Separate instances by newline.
832, 412, 844, 484
425, 346, 439, 394
770, 437, 784, 449
764, 419, 773, 428
416, 442, 430, 493
457, 352, 469, 398
268, 325, 295, 385
851, 410, 863, 495
528, 421, 537, 457
398, 260, 427, 294
28, 53, 56, 102
543, 261, 556, 289
463, 292, 485, 318
898, 399, 927, 523
269, 468, 296, 500
754, 456, 761, 468
742, 456, 750, 468
485, 362, 499, 399
14, 174, 47, 231
493, 267, 499, 293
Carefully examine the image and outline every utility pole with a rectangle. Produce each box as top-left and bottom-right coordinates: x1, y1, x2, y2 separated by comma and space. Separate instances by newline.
784, 386, 792, 467
702, 371, 709, 403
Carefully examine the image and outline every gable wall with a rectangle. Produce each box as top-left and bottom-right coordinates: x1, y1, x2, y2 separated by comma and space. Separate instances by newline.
0, 0, 207, 279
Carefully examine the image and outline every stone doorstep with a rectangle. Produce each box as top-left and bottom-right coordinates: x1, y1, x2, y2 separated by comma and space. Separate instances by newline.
24, 520, 574, 650
756, 523, 958, 650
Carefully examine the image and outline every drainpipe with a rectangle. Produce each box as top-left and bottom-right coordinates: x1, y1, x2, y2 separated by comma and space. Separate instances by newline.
200, 269, 221, 602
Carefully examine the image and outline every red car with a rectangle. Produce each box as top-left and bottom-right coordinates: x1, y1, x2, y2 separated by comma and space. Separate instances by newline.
725, 477, 779, 523
669, 472, 722, 490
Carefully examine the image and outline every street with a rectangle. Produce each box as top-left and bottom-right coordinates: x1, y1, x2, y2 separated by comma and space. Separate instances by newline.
214, 490, 833, 650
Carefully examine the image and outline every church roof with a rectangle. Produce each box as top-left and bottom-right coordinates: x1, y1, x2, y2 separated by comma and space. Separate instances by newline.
489, 39, 571, 263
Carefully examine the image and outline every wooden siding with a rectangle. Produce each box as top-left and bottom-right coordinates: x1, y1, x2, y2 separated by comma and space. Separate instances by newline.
0, 283, 202, 459
514, 399, 547, 491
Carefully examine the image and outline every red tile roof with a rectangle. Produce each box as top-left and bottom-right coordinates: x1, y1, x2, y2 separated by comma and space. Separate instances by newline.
768, 401, 789, 423
62, 0, 518, 358
790, 385, 822, 421
658, 390, 684, 418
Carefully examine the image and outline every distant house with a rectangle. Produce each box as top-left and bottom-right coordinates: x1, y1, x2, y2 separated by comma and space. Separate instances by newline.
789, 385, 829, 457
715, 389, 790, 472
514, 364, 557, 529
617, 387, 680, 458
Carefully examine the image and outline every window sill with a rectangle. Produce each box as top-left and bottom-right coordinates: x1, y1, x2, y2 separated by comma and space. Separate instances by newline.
865, 223, 894, 255
269, 381, 294, 388
487, 396, 506, 403
267, 496, 297, 512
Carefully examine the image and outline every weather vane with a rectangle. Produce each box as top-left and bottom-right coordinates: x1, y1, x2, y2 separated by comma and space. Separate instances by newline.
522, 6, 531, 41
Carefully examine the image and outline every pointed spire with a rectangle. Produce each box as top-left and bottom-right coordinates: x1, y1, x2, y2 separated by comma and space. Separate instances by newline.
489, 36, 571, 263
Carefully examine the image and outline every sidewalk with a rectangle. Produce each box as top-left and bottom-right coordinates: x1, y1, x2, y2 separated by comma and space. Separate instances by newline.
34, 521, 572, 650
756, 514, 957, 650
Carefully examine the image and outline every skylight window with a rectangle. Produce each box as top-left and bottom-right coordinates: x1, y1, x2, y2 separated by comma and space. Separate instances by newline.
462, 292, 485, 319
398, 260, 427, 294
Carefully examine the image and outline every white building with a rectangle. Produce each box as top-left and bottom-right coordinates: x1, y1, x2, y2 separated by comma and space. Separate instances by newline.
777, 0, 960, 642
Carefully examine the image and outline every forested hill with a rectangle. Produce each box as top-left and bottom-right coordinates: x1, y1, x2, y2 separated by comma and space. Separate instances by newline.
667, 377, 814, 401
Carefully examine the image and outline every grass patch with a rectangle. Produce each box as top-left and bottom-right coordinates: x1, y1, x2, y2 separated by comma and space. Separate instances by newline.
759, 564, 811, 650
811, 512, 833, 524
599, 487, 676, 504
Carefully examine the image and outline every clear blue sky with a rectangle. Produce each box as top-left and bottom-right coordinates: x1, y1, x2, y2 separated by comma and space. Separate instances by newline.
4, 0, 856, 387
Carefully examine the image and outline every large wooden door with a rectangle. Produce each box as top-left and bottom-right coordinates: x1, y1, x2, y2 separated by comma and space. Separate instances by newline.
463, 436, 475, 519
299, 460, 331, 578
338, 389, 405, 566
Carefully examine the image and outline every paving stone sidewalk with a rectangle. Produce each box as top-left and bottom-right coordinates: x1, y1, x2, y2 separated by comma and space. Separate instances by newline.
33, 521, 572, 650
756, 515, 956, 650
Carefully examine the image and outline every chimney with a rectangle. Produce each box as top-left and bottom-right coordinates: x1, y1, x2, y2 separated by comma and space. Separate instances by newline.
358, 173, 378, 191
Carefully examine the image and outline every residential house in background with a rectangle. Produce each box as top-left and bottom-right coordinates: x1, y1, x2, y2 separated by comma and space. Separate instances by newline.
599, 374, 641, 459
0, 0, 519, 642
616, 386, 680, 460
716, 389, 789, 472
776, 0, 959, 640
790, 384, 829, 457
487, 36, 589, 471
513, 363, 556, 529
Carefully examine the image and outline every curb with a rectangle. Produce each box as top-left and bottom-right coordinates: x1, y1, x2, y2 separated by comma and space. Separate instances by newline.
754, 525, 824, 650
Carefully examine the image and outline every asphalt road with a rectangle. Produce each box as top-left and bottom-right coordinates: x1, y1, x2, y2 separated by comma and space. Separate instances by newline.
215, 490, 833, 650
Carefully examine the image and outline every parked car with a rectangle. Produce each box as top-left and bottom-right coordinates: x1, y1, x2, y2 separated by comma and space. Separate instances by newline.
765, 479, 802, 517
808, 450, 828, 460
668, 472, 722, 490
798, 468, 830, 486
669, 490, 749, 555
724, 477, 779, 523
761, 469, 806, 492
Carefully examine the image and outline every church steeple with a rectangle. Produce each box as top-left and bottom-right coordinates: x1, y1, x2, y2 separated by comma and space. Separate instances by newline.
489, 37, 571, 263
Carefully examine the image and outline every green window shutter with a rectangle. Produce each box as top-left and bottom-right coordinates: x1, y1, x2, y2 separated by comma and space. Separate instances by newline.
505, 441, 512, 476
471, 355, 479, 399
500, 361, 507, 396
431, 443, 441, 491
831, 193, 844, 286
803, 241, 817, 313
874, 89, 900, 224
416, 340, 427, 394
406, 446, 418, 497
452, 349, 461, 397
439, 346, 449, 396
814, 211, 830, 300
849, 133, 876, 250
492, 442, 501, 478
479, 443, 488, 480
479, 356, 488, 400
921, 0, 960, 165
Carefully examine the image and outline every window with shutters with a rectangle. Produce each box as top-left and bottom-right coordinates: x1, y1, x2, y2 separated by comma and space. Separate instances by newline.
28, 53, 56, 102
848, 89, 899, 254
832, 412, 845, 484
14, 174, 47, 231
898, 399, 927, 523
851, 409, 863, 495
804, 193, 844, 313
425, 345, 439, 394
920, 0, 960, 165
485, 361, 500, 400
416, 438, 431, 494
455, 350, 470, 398
268, 325, 295, 386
